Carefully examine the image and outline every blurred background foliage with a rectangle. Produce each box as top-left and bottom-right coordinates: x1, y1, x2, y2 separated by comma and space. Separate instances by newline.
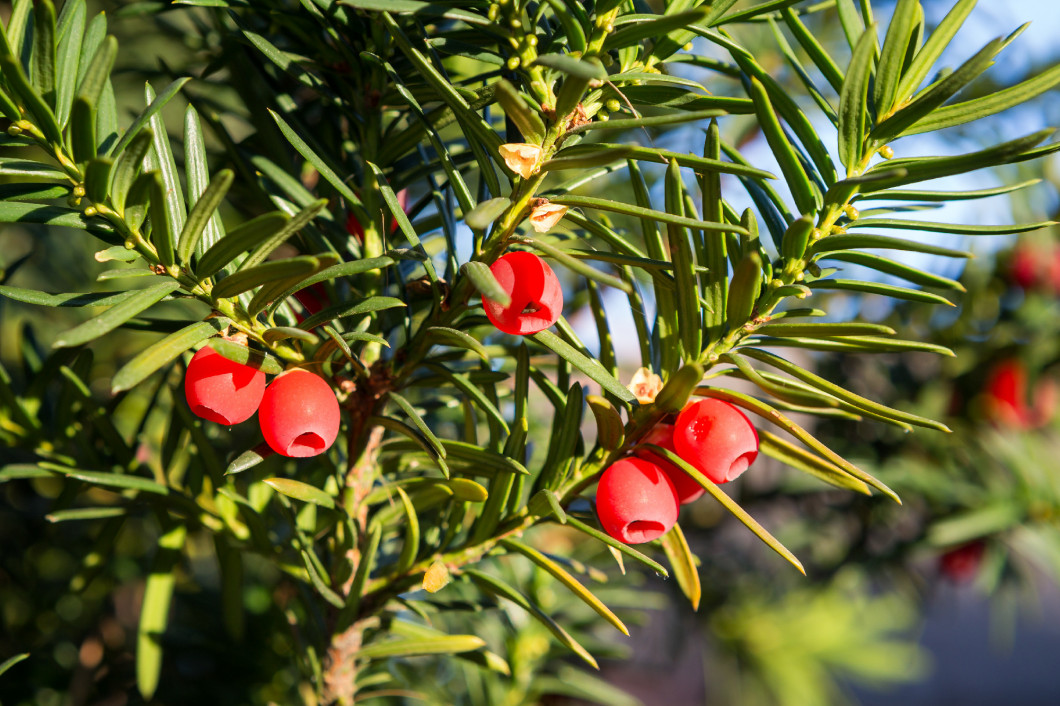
2, 0, 1060, 705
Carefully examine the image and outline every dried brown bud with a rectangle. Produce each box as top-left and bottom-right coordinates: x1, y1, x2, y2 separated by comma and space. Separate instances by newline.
499, 143, 542, 179
529, 200, 568, 233
627, 367, 663, 404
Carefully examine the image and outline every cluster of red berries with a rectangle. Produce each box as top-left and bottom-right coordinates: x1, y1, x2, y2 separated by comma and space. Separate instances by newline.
184, 346, 340, 458
596, 399, 760, 544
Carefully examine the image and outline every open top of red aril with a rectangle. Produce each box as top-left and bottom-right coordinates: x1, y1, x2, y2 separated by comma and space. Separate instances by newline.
595, 457, 679, 544
258, 369, 341, 458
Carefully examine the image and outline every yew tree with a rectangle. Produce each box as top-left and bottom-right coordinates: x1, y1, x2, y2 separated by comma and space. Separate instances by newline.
1, 0, 1058, 704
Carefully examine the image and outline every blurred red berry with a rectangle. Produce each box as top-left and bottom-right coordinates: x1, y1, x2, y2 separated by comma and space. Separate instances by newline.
293, 283, 329, 323
1009, 245, 1041, 289
346, 189, 409, 241
635, 423, 705, 504
939, 541, 985, 583
673, 399, 759, 484
982, 359, 1057, 428
1047, 250, 1060, 293
595, 458, 679, 544
345, 211, 363, 241
184, 346, 266, 426
481, 251, 563, 335
983, 360, 1033, 427
258, 369, 340, 458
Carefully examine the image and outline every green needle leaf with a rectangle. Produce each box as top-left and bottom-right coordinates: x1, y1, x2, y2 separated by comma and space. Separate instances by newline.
389, 393, 450, 468
465, 197, 511, 232
809, 233, 972, 259
494, 79, 545, 143
263, 478, 335, 509
758, 429, 871, 493
461, 261, 510, 308
660, 524, 701, 611
805, 277, 955, 306
747, 77, 820, 213
268, 108, 364, 209
664, 159, 702, 360
838, 26, 878, 173
501, 538, 629, 635
240, 199, 328, 271
874, 0, 919, 117
108, 78, 191, 158
356, 636, 487, 662
40, 463, 170, 495
225, 443, 274, 476
295, 296, 406, 332
30, 0, 57, 107
562, 515, 668, 577
726, 250, 763, 329
393, 487, 421, 575
531, 330, 636, 405
644, 444, 804, 574
54, 281, 182, 348
551, 194, 749, 235
0, 653, 30, 678
206, 339, 283, 375
741, 347, 951, 432
177, 169, 234, 266
111, 318, 229, 393
464, 569, 599, 669
211, 257, 319, 301
519, 238, 632, 294
821, 250, 966, 291
586, 394, 624, 451
137, 523, 186, 700
426, 326, 489, 362
894, 0, 977, 104
780, 215, 814, 261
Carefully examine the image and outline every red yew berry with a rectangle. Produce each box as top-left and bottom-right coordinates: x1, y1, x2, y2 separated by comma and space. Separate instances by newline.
939, 541, 986, 583
346, 189, 409, 242
595, 458, 679, 544
345, 211, 364, 241
293, 282, 329, 323
481, 251, 563, 335
981, 359, 1057, 429
634, 424, 705, 504
1009, 245, 1041, 289
1047, 251, 1060, 293
184, 346, 266, 426
983, 359, 1033, 428
259, 369, 340, 457
673, 399, 759, 484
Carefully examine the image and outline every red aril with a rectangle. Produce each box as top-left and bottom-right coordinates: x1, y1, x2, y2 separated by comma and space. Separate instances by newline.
634, 424, 705, 504
259, 369, 340, 457
673, 399, 758, 484
595, 458, 679, 544
481, 251, 562, 335
184, 346, 266, 426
